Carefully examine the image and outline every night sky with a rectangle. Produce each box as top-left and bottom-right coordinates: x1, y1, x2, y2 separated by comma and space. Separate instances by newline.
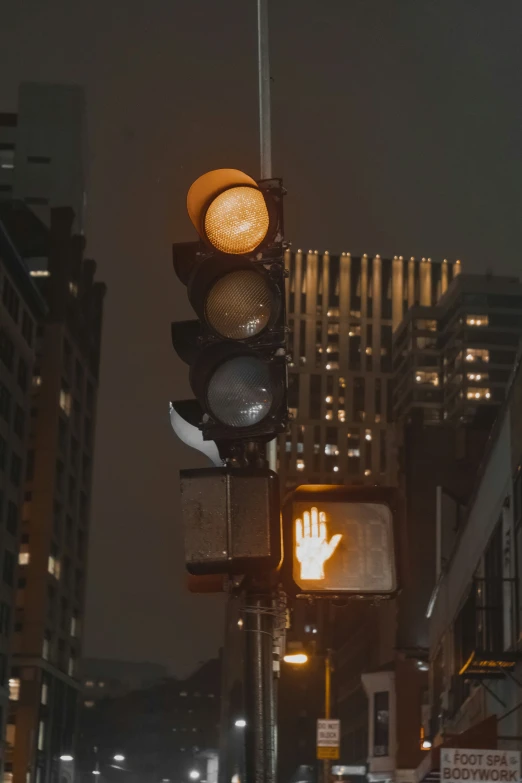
1, 0, 522, 676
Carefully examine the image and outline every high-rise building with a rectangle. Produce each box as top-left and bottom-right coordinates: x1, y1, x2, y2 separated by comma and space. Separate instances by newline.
0, 200, 105, 783
278, 250, 462, 781
393, 273, 522, 426
0, 83, 87, 233
0, 216, 47, 781
277, 250, 462, 489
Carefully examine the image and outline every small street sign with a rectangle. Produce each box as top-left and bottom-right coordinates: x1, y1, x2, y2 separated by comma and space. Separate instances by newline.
317, 719, 340, 760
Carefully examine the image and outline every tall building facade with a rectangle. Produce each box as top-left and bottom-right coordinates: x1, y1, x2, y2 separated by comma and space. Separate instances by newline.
278, 251, 462, 782
393, 274, 522, 426
0, 217, 47, 781
277, 250, 462, 489
0, 83, 87, 233
0, 201, 105, 783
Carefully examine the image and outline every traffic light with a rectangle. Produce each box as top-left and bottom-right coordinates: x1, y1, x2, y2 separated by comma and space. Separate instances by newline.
282, 485, 399, 598
171, 169, 287, 458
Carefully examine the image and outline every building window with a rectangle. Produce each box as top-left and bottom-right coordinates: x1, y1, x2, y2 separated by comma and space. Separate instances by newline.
18, 551, 30, 566
296, 459, 305, 471
18, 358, 28, 391
8, 678, 20, 701
68, 655, 75, 678
0, 383, 11, 422
41, 682, 49, 705
0, 330, 14, 372
48, 552, 60, 580
70, 615, 78, 638
415, 371, 439, 386
466, 315, 488, 326
69, 281, 79, 297
38, 720, 45, 751
60, 389, 72, 416
373, 691, 389, 757
10, 453, 22, 487
21, 312, 33, 346
3, 552, 14, 586
13, 406, 25, 439
7, 501, 18, 536
466, 388, 491, 400
84, 700, 95, 708
464, 348, 489, 363
42, 635, 50, 661
32, 374, 42, 389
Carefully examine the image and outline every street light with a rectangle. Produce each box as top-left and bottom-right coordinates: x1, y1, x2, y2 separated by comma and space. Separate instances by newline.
283, 653, 308, 665
189, 771, 201, 781
60, 755, 74, 762
113, 755, 125, 763
234, 718, 247, 728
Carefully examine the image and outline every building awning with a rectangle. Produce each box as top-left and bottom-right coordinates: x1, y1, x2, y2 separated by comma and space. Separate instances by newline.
414, 716, 498, 783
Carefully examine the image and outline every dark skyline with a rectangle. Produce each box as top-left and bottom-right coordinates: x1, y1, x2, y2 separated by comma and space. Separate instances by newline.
1, 0, 521, 675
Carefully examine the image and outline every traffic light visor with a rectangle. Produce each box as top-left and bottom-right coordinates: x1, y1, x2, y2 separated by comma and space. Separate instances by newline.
187, 169, 270, 255
292, 502, 396, 594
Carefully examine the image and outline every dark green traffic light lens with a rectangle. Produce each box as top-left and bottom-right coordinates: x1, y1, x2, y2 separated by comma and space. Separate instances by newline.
206, 356, 273, 427
205, 269, 272, 340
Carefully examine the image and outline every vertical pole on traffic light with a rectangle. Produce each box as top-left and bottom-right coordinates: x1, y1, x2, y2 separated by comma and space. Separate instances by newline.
257, 0, 272, 180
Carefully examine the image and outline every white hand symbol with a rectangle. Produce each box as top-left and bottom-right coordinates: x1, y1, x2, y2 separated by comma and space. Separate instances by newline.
295, 507, 342, 581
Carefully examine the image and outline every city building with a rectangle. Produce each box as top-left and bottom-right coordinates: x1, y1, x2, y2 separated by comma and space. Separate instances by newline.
278, 250, 463, 783
393, 274, 522, 426
416, 348, 522, 782
76, 658, 222, 783
278, 250, 462, 489
0, 83, 87, 233
81, 659, 168, 706
0, 216, 47, 782
0, 200, 105, 783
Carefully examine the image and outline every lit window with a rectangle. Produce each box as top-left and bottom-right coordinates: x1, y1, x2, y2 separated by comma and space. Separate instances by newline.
38, 720, 45, 751
467, 373, 488, 382
327, 308, 340, 317
464, 348, 489, 363
41, 683, 49, 705
18, 551, 30, 566
180, 691, 187, 697
339, 377, 346, 388
324, 444, 339, 456
9, 678, 20, 701
48, 556, 60, 579
85, 680, 94, 688
59, 390, 72, 416
325, 396, 333, 403
466, 315, 488, 326
325, 362, 339, 370
32, 375, 42, 388
325, 412, 333, 420
365, 430, 372, 441
333, 466, 339, 473
337, 411, 346, 422
364, 469, 372, 476
375, 414, 381, 423
288, 407, 298, 418
296, 460, 305, 471
70, 615, 77, 638
365, 347, 372, 355
98, 681, 105, 688
84, 700, 95, 708
415, 371, 439, 386
42, 636, 50, 661
466, 388, 491, 400
69, 282, 78, 297
68, 657, 75, 677
348, 449, 360, 458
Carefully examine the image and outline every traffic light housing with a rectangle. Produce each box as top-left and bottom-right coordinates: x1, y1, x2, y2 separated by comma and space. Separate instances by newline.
282, 485, 400, 598
171, 169, 287, 455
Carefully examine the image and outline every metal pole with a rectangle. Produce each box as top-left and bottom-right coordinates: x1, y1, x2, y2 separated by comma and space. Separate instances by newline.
323, 650, 332, 783
244, 594, 275, 783
257, 0, 272, 180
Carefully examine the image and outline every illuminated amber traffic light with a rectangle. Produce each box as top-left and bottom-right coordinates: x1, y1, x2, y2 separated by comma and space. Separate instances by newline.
187, 169, 274, 255
283, 485, 399, 598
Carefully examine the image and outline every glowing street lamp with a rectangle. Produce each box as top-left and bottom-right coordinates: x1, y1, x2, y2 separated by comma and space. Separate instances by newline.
60, 755, 74, 762
113, 755, 125, 763
283, 652, 308, 665
189, 771, 201, 781
234, 718, 247, 728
